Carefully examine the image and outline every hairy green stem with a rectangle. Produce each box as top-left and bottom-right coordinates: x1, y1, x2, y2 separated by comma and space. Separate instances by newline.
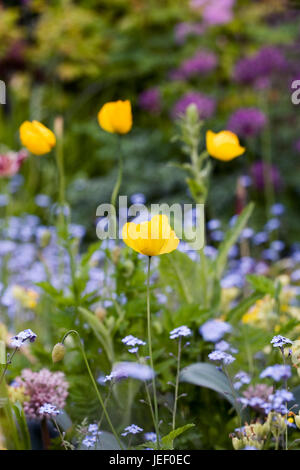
146, 256, 160, 449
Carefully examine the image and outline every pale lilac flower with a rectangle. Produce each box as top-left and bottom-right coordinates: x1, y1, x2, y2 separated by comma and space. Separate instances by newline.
10, 329, 37, 348
170, 326, 192, 339
199, 319, 232, 342
122, 335, 146, 353
82, 435, 97, 448
144, 432, 157, 442
109, 362, 155, 382
260, 365, 291, 382
121, 424, 143, 437
39, 403, 60, 417
208, 350, 235, 365
233, 371, 251, 390
271, 203, 285, 216
271, 335, 292, 349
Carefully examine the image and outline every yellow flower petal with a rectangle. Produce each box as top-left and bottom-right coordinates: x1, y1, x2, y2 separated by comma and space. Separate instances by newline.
206, 130, 245, 161
122, 214, 179, 256
19, 120, 56, 155
98, 100, 132, 134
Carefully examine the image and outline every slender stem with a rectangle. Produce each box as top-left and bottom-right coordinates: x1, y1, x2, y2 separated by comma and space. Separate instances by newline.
0, 348, 18, 387
146, 256, 160, 449
136, 352, 156, 434
224, 366, 242, 428
110, 136, 123, 241
172, 337, 182, 431
54, 119, 67, 237
110, 139, 123, 208
53, 418, 68, 450
61, 330, 123, 449
281, 348, 288, 451
260, 93, 275, 219
41, 417, 51, 450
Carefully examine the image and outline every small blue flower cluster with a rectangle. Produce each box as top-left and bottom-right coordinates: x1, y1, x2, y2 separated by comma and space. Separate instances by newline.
260, 364, 291, 382
39, 403, 60, 417
10, 329, 37, 349
169, 325, 192, 340
208, 350, 235, 365
122, 335, 146, 354
122, 424, 143, 437
82, 423, 102, 448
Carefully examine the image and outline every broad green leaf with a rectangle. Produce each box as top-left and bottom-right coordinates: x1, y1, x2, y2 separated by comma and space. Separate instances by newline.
180, 362, 237, 408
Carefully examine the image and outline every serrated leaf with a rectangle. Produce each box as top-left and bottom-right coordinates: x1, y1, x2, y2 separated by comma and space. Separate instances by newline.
246, 274, 275, 296
161, 424, 195, 450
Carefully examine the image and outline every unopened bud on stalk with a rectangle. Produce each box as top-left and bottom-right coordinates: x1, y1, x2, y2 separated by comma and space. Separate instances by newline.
95, 306, 107, 322
54, 116, 64, 139
52, 342, 66, 363
112, 246, 121, 265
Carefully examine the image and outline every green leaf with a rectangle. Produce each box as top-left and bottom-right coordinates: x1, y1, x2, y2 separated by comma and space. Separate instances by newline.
78, 307, 115, 364
246, 274, 275, 296
227, 292, 263, 324
161, 424, 195, 450
159, 251, 203, 304
214, 203, 254, 279
180, 363, 237, 408
0, 341, 6, 365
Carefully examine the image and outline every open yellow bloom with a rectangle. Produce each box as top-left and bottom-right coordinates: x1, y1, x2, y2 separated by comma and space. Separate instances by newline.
206, 130, 245, 161
122, 214, 179, 256
98, 100, 132, 134
19, 120, 56, 155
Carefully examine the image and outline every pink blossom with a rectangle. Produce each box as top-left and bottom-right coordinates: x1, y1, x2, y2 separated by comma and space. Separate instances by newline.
16, 368, 69, 419
0, 149, 28, 177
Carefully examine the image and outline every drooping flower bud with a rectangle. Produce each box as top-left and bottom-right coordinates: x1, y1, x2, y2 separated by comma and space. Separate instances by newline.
52, 342, 66, 363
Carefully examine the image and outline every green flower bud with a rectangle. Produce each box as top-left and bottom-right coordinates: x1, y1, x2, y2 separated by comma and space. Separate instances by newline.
39, 229, 52, 248
52, 342, 66, 363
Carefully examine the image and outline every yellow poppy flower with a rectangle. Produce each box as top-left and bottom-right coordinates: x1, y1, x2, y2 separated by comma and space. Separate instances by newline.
206, 130, 245, 161
98, 100, 132, 134
19, 120, 56, 155
122, 214, 179, 256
